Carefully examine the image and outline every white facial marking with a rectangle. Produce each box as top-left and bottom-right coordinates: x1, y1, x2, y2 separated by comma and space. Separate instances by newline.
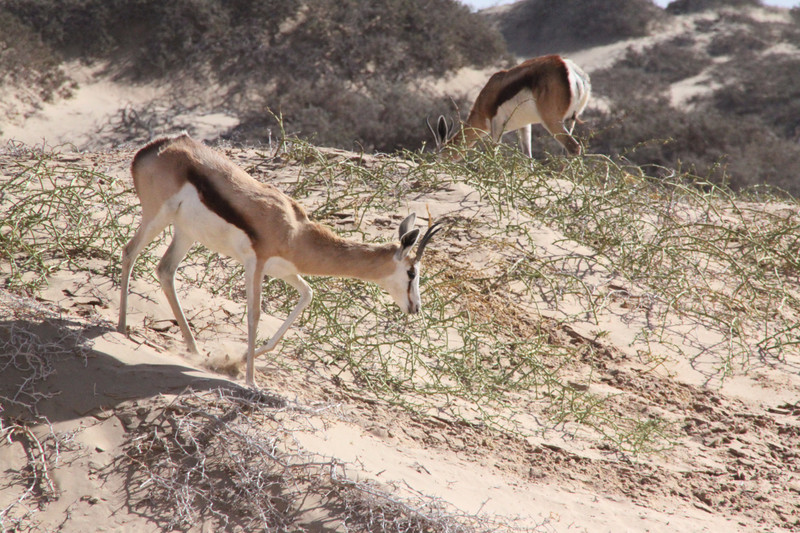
378, 260, 420, 314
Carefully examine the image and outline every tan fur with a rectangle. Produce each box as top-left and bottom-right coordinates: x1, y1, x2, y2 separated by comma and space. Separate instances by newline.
441, 55, 589, 157
133, 134, 401, 275
119, 133, 435, 388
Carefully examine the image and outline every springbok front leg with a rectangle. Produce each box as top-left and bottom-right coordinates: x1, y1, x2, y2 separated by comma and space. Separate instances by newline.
542, 114, 581, 156
156, 228, 200, 353
517, 124, 532, 158
249, 274, 313, 386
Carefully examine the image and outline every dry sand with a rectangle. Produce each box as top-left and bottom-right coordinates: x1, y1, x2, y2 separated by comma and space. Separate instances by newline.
2, 4, 800, 531
1, 140, 798, 532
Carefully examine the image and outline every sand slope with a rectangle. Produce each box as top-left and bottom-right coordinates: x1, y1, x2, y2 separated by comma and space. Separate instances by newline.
2, 3, 800, 531
1, 141, 799, 531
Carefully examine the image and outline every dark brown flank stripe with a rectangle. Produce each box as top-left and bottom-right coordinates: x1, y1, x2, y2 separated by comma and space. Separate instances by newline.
185, 166, 258, 243
493, 57, 569, 117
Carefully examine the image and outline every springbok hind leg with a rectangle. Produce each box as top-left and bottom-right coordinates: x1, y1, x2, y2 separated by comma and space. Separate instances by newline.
516, 124, 532, 158
118, 215, 170, 334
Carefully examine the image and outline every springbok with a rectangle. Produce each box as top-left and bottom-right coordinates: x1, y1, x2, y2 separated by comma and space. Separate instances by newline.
429, 54, 591, 158
117, 133, 443, 387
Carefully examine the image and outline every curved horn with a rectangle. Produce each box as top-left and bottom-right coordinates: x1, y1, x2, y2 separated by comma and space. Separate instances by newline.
414, 221, 444, 263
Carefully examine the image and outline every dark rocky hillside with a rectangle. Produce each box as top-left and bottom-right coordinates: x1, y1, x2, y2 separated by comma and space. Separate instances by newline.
0, 0, 507, 151
483, 0, 665, 56
3, 0, 800, 193
485, 0, 800, 194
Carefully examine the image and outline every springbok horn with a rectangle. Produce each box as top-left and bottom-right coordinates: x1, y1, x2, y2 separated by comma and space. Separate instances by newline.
414, 221, 444, 263
426, 115, 441, 146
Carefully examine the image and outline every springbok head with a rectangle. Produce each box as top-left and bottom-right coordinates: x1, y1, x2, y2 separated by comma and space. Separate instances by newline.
378, 213, 443, 314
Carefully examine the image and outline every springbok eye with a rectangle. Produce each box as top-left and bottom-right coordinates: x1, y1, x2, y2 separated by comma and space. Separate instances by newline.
407, 268, 416, 280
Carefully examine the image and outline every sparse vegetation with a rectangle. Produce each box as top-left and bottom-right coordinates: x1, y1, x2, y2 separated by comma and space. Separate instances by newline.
710, 53, 800, 140
0, 145, 137, 294
0, 11, 72, 107
3, 2, 800, 527
665, 0, 761, 15
611, 37, 712, 84
587, 12, 800, 195
118, 387, 537, 532
707, 28, 769, 56
2, 125, 800, 530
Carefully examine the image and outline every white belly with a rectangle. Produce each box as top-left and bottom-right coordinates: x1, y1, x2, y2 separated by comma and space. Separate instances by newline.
263, 256, 299, 279
173, 184, 255, 263
492, 89, 542, 137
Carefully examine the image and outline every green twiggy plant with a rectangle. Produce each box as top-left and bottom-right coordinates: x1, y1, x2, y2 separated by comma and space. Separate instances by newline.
422, 144, 800, 378
0, 153, 137, 293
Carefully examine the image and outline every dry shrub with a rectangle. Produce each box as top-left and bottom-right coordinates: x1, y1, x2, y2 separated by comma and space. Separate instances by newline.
0, 12, 71, 104
1, 0, 504, 151
488, 0, 664, 56
707, 29, 769, 56
613, 37, 712, 83
665, 0, 761, 15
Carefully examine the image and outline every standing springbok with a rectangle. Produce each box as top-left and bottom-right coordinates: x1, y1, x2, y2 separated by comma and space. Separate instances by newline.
117, 133, 443, 387
429, 54, 591, 158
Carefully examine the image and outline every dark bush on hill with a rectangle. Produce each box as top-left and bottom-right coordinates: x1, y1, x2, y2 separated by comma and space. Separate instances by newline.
1, 0, 506, 151
709, 54, 800, 140
489, 0, 665, 56
2, 0, 504, 82
707, 29, 769, 56
228, 80, 472, 153
610, 37, 712, 84
587, 98, 800, 192
665, 0, 761, 15
588, 33, 800, 195
0, 11, 70, 102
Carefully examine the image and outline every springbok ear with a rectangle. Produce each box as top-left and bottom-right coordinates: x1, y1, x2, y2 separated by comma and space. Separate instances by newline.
437, 115, 450, 143
396, 228, 420, 260
398, 213, 416, 239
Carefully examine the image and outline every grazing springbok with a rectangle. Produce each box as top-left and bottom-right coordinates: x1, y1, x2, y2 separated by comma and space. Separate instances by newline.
117, 133, 443, 387
429, 54, 591, 158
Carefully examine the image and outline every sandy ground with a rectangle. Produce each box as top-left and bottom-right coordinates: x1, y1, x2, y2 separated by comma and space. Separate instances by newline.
1, 140, 799, 532
2, 4, 800, 532
0, 61, 239, 151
